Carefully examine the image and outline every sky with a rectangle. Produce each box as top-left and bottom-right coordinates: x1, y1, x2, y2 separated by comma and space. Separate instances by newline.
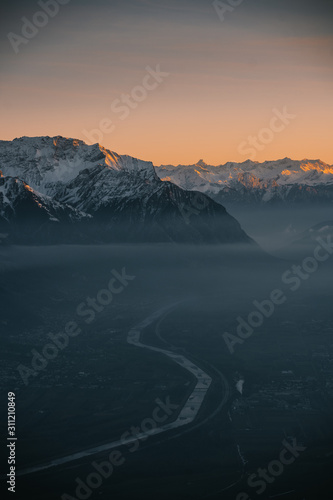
0, 0, 332, 166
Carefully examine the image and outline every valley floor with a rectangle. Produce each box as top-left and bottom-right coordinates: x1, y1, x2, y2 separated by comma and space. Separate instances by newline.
0, 243, 332, 499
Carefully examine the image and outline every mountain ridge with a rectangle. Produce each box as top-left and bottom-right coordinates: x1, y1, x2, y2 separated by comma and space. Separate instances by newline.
0, 136, 252, 245
156, 157, 333, 206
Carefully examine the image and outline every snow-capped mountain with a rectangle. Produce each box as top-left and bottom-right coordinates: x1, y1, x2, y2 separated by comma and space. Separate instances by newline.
156, 158, 333, 206
0, 137, 252, 245
0, 136, 157, 195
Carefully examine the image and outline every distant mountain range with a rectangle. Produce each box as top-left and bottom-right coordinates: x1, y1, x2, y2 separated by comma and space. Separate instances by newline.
282, 220, 333, 255
156, 158, 333, 207
0, 137, 251, 245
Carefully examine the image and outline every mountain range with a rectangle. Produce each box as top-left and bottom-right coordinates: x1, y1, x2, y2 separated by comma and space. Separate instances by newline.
0, 136, 251, 245
156, 158, 333, 207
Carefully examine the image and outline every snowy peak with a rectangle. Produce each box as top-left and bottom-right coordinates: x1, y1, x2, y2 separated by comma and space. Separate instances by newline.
0, 136, 157, 194
156, 157, 333, 205
157, 158, 333, 183
195, 159, 209, 169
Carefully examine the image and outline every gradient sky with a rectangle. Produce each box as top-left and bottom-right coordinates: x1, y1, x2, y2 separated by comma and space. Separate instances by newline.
1, 0, 332, 165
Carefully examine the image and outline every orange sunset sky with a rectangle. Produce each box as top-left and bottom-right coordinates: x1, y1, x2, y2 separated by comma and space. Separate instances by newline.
1, 0, 332, 166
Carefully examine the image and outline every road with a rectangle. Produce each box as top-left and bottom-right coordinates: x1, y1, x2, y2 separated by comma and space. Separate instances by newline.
17, 300, 230, 477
